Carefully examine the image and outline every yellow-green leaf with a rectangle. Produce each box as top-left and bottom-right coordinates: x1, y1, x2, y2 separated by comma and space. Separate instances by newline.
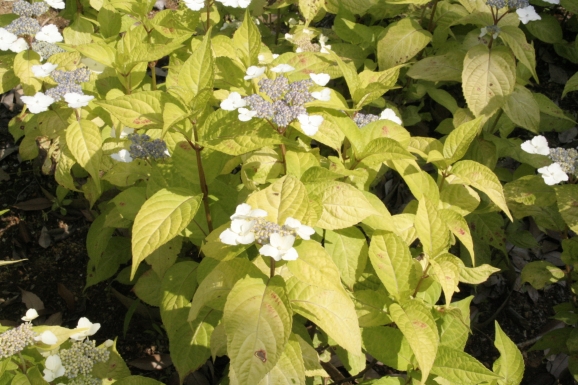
432, 345, 501, 383
415, 197, 450, 258
65, 120, 102, 195
554, 185, 578, 233
377, 18, 432, 70
494, 321, 524, 385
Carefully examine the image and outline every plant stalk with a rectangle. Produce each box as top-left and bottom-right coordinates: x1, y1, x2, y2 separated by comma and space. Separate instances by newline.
427, 0, 439, 32
270, 258, 276, 277
191, 121, 213, 233
149, 62, 157, 91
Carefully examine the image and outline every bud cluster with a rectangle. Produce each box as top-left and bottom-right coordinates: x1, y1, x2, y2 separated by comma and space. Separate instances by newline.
353, 113, 380, 128
251, 217, 298, 244
0, 323, 35, 359
31, 41, 65, 59
127, 133, 170, 160
60, 340, 110, 378
5, 16, 41, 36
548, 147, 578, 176
12, 0, 49, 17
486, 0, 529, 8
68, 375, 102, 385
46, 68, 91, 101
243, 76, 314, 128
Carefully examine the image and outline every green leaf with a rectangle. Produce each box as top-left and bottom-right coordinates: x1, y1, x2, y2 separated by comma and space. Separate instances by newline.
356, 138, 415, 168
362, 326, 413, 371
224, 275, 292, 385
246, 175, 313, 225
442, 117, 484, 165
431, 345, 501, 383
65, 120, 102, 195
499, 25, 538, 83
287, 241, 362, 354
563, 71, 578, 98
459, 264, 500, 284
525, 14, 563, 44
86, 237, 131, 289
354, 288, 392, 327
462, 45, 516, 117
299, 0, 324, 25
439, 209, 475, 265
534, 93, 576, 124
450, 160, 513, 221
430, 254, 461, 305
145, 237, 182, 279
13, 50, 42, 94
324, 227, 368, 290
63, 17, 94, 45
521, 261, 565, 289
178, 32, 214, 97
368, 231, 415, 300
503, 85, 540, 134
554, 185, 578, 233
97, 0, 122, 38
256, 334, 306, 385
75, 42, 116, 68
306, 180, 378, 230
232, 10, 261, 66
328, 50, 360, 99
131, 188, 202, 278
389, 300, 438, 383
406, 51, 464, 82
415, 197, 450, 258
377, 18, 432, 70
95, 91, 164, 129
435, 299, 471, 350
493, 321, 524, 385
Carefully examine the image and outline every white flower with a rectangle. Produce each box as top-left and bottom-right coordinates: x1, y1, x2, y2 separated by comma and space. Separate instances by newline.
220, 219, 256, 245
43, 355, 65, 382
258, 54, 266, 63
285, 33, 293, 40
543, 0, 559, 3
154, 0, 166, 9
310, 73, 330, 86
272, 54, 279, 59
271, 64, 295, 73
10, 38, 29, 53
111, 149, 133, 163
22, 308, 39, 322
244, 66, 266, 80
70, 317, 100, 341
297, 114, 323, 136
238, 107, 257, 122
221, 92, 247, 111
32, 62, 58, 78
81, 57, 105, 74
0, 28, 18, 51
538, 163, 568, 185
21, 92, 55, 114
110, 126, 134, 139
45, 0, 66, 9
295, 47, 303, 53
216, 0, 250, 7
320, 44, 331, 54
104, 339, 114, 347
64, 93, 94, 108
34, 331, 58, 345
284, 217, 315, 240
287, 18, 298, 26
516, 6, 541, 24
521, 135, 550, 156
379, 108, 402, 125
303, 28, 312, 35
311, 88, 331, 101
238, 0, 251, 7
318, 34, 328, 44
35, 24, 63, 43
230, 203, 267, 220
183, 0, 205, 11
259, 233, 298, 261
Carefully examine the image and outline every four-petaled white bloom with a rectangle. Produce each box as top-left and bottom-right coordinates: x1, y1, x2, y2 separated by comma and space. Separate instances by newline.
310, 73, 330, 86
285, 33, 293, 40
521, 135, 550, 156
21, 92, 55, 113
230, 203, 268, 220
81, 57, 105, 74
70, 317, 101, 341
220, 218, 257, 245
319, 34, 331, 53
35, 25, 63, 43
259, 233, 298, 261
284, 217, 315, 240
111, 149, 133, 163
22, 308, 39, 322
516, 6, 541, 24
0, 28, 18, 51
43, 355, 65, 382
183, 0, 205, 11
64, 93, 94, 108
311, 88, 331, 101
538, 163, 568, 185
32, 62, 58, 78
221, 92, 247, 111
10, 38, 29, 53
271, 64, 295, 73
298, 114, 323, 136
110, 126, 134, 139
244, 66, 266, 80
238, 107, 257, 122
45, 0, 66, 9
154, 0, 166, 9
379, 108, 402, 125
216, 0, 251, 8
34, 331, 58, 345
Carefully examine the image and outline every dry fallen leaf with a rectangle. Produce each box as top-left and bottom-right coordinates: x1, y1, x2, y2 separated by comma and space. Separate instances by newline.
57, 283, 76, 311
44, 312, 63, 326
13, 197, 53, 211
20, 288, 44, 311
38, 226, 52, 248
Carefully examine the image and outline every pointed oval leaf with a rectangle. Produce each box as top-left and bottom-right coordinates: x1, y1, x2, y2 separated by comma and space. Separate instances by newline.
439, 209, 475, 265
442, 117, 484, 165
256, 334, 306, 385
415, 197, 450, 258
66, 120, 102, 191
503, 85, 540, 134
232, 10, 261, 66
95, 91, 164, 129
432, 345, 501, 383
224, 275, 292, 385
377, 18, 432, 70
178, 32, 214, 97
493, 321, 524, 385
324, 227, 369, 290
131, 189, 202, 278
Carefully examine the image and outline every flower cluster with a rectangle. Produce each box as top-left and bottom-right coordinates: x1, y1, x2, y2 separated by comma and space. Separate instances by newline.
220, 204, 315, 261
12, 0, 50, 17
60, 340, 110, 378
287, 32, 331, 54
0, 323, 35, 359
480, 25, 501, 39
183, 0, 250, 11
111, 133, 170, 163
521, 135, 572, 185
484, 0, 542, 24
222, 74, 325, 136
353, 108, 403, 128
45, 68, 91, 101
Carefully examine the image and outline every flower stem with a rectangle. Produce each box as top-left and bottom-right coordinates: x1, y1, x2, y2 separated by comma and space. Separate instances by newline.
270, 258, 276, 278
18, 352, 27, 372
191, 121, 213, 233
280, 143, 287, 174
149, 61, 157, 91
427, 0, 439, 32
